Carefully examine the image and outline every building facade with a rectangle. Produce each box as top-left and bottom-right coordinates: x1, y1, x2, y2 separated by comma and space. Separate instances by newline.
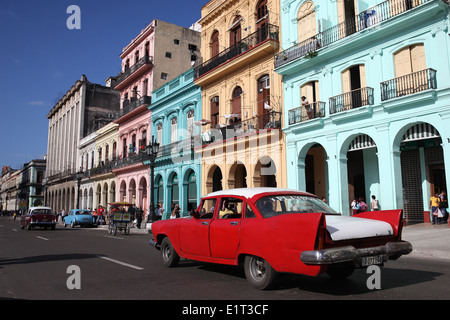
275, 0, 450, 221
149, 68, 202, 218
112, 20, 201, 217
45, 75, 120, 213
194, 0, 286, 196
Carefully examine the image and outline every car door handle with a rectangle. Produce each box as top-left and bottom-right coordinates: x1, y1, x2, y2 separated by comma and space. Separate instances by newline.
201, 222, 209, 225
229, 221, 239, 225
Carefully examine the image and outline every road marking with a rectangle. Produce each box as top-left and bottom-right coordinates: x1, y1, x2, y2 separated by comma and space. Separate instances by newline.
104, 235, 124, 240
11, 229, 18, 232
36, 236, 49, 241
98, 256, 144, 270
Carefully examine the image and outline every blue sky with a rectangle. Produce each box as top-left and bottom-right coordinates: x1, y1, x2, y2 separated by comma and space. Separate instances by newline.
0, 0, 206, 169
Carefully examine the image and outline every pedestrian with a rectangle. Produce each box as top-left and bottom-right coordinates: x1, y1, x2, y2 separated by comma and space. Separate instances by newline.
438, 191, 448, 223
136, 207, 143, 228
97, 205, 104, 225
351, 198, 358, 215
371, 195, 379, 211
156, 204, 164, 220
171, 204, 180, 219
430, 193, 440, 225
301, 96, 312, 119
358, 197, 368, 213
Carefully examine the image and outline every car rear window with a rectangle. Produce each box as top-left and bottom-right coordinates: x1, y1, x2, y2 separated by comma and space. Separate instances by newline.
31, 209, 52, 214
255, 195, 338, 218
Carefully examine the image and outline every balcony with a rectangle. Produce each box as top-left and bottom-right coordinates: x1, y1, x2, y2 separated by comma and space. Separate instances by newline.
288, 101, 326, 125
275, 0, 431, 69
201, 112, 282, 146
114, 95, 151, 121
329, 87, 374, 114
114, 55, 153, 91
194, 24, 279, 83
381, 68, 437, 101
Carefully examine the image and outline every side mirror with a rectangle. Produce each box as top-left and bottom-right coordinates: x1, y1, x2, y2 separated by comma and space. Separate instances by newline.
190, 209, 200, 219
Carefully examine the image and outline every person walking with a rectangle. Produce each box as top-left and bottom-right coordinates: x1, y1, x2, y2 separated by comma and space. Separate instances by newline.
430, 193, 440, 225
371, 195, 379, 211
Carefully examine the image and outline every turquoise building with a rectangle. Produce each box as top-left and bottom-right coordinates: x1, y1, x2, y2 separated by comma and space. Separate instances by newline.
275, 0, 450, 221
148, 68, 202, 218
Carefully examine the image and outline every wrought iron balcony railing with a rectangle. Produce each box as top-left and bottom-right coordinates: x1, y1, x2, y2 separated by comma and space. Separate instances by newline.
380, 68, 437, 101
195, 24, 279, 79
288, 101, 326, 125
115, 55, 153, 87
275, 0, 430, 68
329, 87, 374, 114
114, 95, 151, 120
201, 112, 282, 145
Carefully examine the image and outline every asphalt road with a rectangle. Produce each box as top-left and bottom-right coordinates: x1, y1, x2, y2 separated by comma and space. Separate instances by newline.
1, 216, 450, 306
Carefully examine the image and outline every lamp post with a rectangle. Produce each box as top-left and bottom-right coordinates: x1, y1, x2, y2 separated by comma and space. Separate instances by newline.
146, 135, 160, 223
75, 170, 83, 209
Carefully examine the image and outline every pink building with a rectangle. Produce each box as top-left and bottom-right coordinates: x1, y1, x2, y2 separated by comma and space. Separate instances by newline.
111, 19, 200, 218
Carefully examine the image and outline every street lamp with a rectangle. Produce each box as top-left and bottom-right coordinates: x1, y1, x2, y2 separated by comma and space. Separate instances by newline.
75, 170, 83, 209
146, 135, 160, 223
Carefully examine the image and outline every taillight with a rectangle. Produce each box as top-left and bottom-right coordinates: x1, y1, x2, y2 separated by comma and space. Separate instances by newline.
315, 215, 327, 250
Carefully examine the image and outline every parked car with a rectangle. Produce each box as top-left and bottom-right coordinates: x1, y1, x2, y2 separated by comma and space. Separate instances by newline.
20, 207, 56, 231
64, 209, 95, 228
149, 188, 412, 289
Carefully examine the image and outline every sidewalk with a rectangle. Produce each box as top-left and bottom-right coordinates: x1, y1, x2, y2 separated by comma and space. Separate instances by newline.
402, 222, 450, 261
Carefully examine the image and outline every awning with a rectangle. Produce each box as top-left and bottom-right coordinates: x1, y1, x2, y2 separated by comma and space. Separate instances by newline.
401, 123, 440, 142
348, 134, 376, 152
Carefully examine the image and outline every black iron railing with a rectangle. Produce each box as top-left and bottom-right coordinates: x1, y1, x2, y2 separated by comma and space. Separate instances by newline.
114, 95, 151, 120
288, 101, 326, 125
115, 55, 153, 86
195, 24, 279, 78
202, 112, 282, 145
380, 68, 437, 101
275, 0, 430, 68
329, 87, 374, 114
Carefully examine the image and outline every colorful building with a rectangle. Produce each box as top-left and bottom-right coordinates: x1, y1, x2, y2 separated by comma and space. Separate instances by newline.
194, 0, 286, 195
275, 0, 450, 221
112, 20, 201, 217
148, 68, 202, 218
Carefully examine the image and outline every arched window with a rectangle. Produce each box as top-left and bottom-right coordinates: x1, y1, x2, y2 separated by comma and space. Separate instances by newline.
170, 117, 178, 143
229, 16, 242, 47
256, 0, 268, 41
231, 87, 243, 121
210, 30, 220, 58
297, 1, 316, 43
210, 96, 219, 128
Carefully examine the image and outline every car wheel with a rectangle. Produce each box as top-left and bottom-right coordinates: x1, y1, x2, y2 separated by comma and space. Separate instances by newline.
244, 255, 278, 290
160, 237, 180, 268
326, 262, 355, 280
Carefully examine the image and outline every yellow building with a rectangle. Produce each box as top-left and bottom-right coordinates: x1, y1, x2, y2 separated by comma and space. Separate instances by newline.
90, 122, 119, 209
194, 0, 285, 195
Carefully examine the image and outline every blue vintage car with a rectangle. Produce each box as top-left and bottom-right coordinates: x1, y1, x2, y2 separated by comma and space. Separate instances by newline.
64, 209, 95, 228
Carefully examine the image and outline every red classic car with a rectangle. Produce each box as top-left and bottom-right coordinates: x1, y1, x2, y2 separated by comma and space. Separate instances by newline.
149, 188, 412, 289
20, 207, 57, 231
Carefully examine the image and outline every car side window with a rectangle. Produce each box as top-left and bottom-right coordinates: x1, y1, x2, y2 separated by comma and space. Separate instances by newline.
218, 197, 243, 219
200, 198, 216, 219
245, 204, 256, 218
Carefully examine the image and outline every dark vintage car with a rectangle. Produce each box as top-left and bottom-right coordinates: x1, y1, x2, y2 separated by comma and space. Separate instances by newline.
149, 188, 412, 289
20, 207, 57, 231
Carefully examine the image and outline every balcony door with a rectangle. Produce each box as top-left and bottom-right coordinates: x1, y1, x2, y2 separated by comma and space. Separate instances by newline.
342, 65, 366, 108
231, 87, 242, 122
297, 1, 316, 43
394, 44, 426, 96
257, 75, 270, 129
210, 31, 220, 59
229, 16, 242, 48
256, 0, 268, 42
337, 0, 357, 38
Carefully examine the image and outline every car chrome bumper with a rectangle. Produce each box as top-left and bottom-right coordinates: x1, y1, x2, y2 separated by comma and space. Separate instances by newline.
300, 241, 412, 265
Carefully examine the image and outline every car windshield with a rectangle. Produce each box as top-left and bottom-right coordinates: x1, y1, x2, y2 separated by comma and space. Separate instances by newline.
32, 209, 52, 214
76, 211, 90, 215
255, 195, 338, 218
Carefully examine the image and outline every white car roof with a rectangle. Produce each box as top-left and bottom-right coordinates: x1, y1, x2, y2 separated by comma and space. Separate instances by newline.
204, 187, 312, 199
29, 207, 52, 211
